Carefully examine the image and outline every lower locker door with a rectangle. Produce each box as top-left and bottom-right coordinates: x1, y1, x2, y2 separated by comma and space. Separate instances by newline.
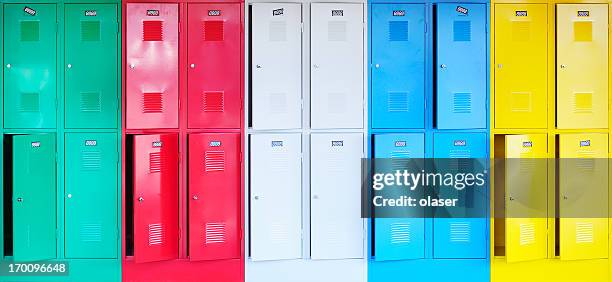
65, 133, 118, 259
311, 133, 364, 259
133, 134, 179, 263
188, 133, 240, 261
559, 134, 608, 260
12, 134, 57, 261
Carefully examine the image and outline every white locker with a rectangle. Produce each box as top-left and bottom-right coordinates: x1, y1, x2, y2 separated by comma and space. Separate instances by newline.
250, 134, 303, 261
310, 3, 364, 129
251, 3, 303, 130
310, 133, 364, 259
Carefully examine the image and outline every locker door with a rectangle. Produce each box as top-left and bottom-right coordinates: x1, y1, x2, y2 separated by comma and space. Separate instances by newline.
436, 4, 486, 129
251, 3, 302, 130
494, 4, 547, 129
371, 4, 425, 129
559, 134, 608, 260
311, 3, 363, 129
65, 4, 118, 129
557, 5, 608, 129
311, 133, 363, 259
187, 3, 242, 129
126, 4, 178, 129
4, 4, 57, 129
433, 133, 487, 258
373, 133, 425, 261
133, 134, 178, 263
504, 134, 547, 262
188, 133, 240, 261
250, 134, 302, 261
12, 134, 56, 261
65, 133, 117, 259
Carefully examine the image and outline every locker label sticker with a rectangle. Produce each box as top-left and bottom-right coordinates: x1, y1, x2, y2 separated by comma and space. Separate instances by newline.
208, 10, 221, 16
578, 11, 590, 17
209, 141, 221, 147
85, 140, 97, 146
394, 141, 406, 147
456, 6, 468, 15
31, 141, 41, 148
271, 141, 283, 147
85, 10, 97, 16
152, 141, 163, 148
580, 140, 591, 147
331, 10, 344, 17
522, 141, 532, 147
24, 7, 36, 16
392, 10, 405, 17
453, 140, 466, 146
273, 8, 284, 16
515, 11, 528, 17
331, 141, 344, 147
147, 10, 160, 16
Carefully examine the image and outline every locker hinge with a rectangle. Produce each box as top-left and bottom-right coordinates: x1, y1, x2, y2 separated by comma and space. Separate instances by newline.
178, 228, 181, 239
240, 152, 243, 163
56, 22, 59, 34
301, 22, 304, 33
301, 99, 304, 110
424, 22, 427, 33
55, 152, 58, 163
117, 22, 120, 34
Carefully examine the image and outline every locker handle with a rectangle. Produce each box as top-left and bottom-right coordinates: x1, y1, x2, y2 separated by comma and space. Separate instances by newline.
6, 64, 11, 69
440, 64, 447, 69
138, 197, 144, 202
509, 196, 515, 201
192, 195, 199, 200
374, 64, 380, 69
67, 64, 72, 69
67, 194, 72, 199
560, 64, 567, 69
497, 64, 502, 69
190, 64, 196, 69
253, 195, 260, 200
313, 195, 319, 199
563, 195, 568, 200
313, 64, 320, 69
255, 64, 262, 69
16, 197, 23, 202
129, 63, 135, 69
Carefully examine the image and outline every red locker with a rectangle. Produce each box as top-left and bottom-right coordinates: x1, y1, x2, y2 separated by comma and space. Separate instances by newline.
188, 133, 241, 260
133, 134, 179, 263
187, 3, 242, 129
126, 4, 179, 129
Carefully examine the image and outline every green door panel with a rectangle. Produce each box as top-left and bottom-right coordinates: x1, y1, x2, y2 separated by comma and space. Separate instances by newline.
13, 134, 57, 261
65, 133, 118, 259
65, 4, 118, 129
4, 4, 57, 129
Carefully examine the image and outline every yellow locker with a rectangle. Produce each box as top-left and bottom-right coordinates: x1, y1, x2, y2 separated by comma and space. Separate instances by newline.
494, 4, 548, 129
559, 134, 608, 260
505, 134, 548, 262
557, 5, 609, 129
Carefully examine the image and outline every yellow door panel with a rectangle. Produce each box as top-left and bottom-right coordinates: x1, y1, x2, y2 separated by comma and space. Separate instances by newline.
557, 5, 609, 129
495, 4, 548, 129
504, 134, 548, 263
559, 134, 608, 260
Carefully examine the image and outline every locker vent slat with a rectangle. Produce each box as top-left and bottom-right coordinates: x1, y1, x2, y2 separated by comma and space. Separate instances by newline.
390, 151, 411, 170
576, 151, 595, 171
80, 223, 103, 242
449, 222, 471, 243
20, 21, 40, 42
269, 21, 287, 42
388, 21, 409, 42
142, 92, 163, 113
270, 152, 290, 171
452, 92, 472, 114
148, 223, 164, 246
575, 222, 594, 243
202, 91, 225, 112
574, 21, 592, 42
143, 20, 163, 41
82, 151, 102, 171
573, 92, 593, 113
518, 158, 537, 173
81, 21, 101, 42
205, 223, 226, 244
149, 152, 162, 173
80, 92, 102, 112
519, 223, 535, 245
511, 21, 530, 42
203, 20, 224, 41
388, 92, 410, 112
270, 222, 290, 243
390, 222, 411, 244
327, 92, 347, 114
453, 20, 471, 42
511, 92, 532, 112
328, 21, 347, 41
268, 93, 288, 114
204, 151, 225, 172
20, 93, 40, 112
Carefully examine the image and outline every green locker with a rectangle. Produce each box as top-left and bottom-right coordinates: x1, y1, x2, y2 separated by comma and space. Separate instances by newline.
3, 4, 57, 129
65, 4, 118, 129
65, 133, 117, 259
12, 134, 56, 261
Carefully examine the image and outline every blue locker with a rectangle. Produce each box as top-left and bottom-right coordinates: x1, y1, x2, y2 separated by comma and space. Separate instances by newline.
432, 132, 487, 258
373, 133, 425, 261
436, 4, 486, 129
371, 4, 426, 129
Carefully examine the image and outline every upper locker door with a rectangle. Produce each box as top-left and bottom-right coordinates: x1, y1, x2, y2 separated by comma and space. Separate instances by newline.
436, 4, 486, 129
187, 3, 242, 129
12, 134, 56, 261
557, 5, 608, 129
559, 134, 608, 260
371, 4, 425, 129
373, 133, 425, 261
133, 134, 178, 263
311, 133, 363, 259
311, 3, 363, 129
65, 4, 118, 129
504, 134, 547, 262
188, 133, 240, 261
494, 4, 547, 129
4, 4, 57, 129
433, 133, 487, 258
65, 133, 117, 259
250, 134, 302, 261
251, 3, 302, 130
126, 4, 178, 129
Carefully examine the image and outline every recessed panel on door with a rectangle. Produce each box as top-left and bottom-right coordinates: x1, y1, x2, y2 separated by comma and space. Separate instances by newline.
126, 4, 178, 129
65, 4, 118, 129
311, 133, 363, 259
187, 3, 242, 129
4, 4, 57, 129
251, 3, 302, 130
250, 134, 302, 261
188, 133, 240, 261
133, 134, 178, 263
371, 4, 425, 129
311, 3, 363, 129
